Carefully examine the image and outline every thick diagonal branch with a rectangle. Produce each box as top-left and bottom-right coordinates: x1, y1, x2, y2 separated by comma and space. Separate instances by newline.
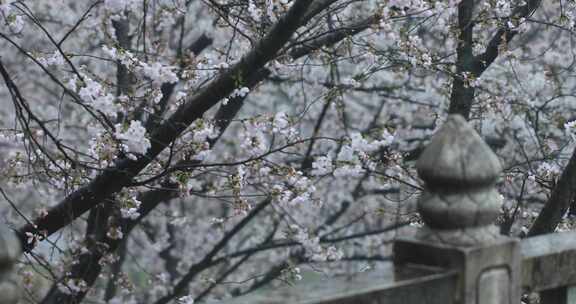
18, 0, 314, 252
528, 147, 576, 236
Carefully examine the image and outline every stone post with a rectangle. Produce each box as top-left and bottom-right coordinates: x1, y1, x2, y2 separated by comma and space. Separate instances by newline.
0, 226, 21, 304
394, 115, 521, 304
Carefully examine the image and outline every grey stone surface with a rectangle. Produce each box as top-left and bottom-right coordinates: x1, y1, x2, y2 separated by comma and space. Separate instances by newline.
415, 225, 501, 246
216, 264, 456, 304
521, 231, 576, 292
416, 115, 502, 187
394, 114, 521, 304
415, 115, 503, 246
478, 268, 509, 304
539, 287, 576, 304
394, 237, 521, 304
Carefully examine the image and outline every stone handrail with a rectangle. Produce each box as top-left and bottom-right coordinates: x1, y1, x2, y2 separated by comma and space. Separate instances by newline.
195, 115, 576, 304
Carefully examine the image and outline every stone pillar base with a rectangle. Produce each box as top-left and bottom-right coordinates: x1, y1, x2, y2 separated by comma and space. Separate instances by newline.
394, 235, 521, 304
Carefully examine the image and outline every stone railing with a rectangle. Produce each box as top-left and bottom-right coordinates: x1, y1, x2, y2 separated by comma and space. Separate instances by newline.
216, 115, 576, 304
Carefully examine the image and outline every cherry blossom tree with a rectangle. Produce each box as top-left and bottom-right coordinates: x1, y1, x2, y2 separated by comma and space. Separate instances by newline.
2, 0, 576, 304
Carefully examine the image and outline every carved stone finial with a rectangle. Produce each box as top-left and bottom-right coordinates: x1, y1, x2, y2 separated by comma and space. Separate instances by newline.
415, 115, 503, 246
0, 227, 21, 304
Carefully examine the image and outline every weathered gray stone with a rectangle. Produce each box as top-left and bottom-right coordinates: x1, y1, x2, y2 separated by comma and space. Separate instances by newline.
415, 225, 502, 249
521, 231, 576, 292
394, 237, 520, 304
539, 287, 576, 304
217, 264, 457, 304
394, 114, 521, 304
416, 115, 502, 187
415, 115, 503, 246
478, 268, 510, 304
417, 188, 501, 230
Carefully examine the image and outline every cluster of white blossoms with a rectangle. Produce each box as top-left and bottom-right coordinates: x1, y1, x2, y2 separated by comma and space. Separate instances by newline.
240, 119, 269, 156
57, 279, 88, 295
537, 161, 562, 179
351, 130, 394, 152
178, 119, 220, 162
140, 61, 179, 86
272, 112, 297, 139
334, 145, 363, 177
563, 1, 576, 28
156, 9, 179, 31
104, 0, 140, 14
248, 0, 262, 22
491, 0, 512, 17
176, 295, 195, 304
0, 3, 24, 33
285, 225, 343, 262
272, 171, 317, 206
386, 0, 429, 14
396, 33, 433, 68
245, 0, 293, 24
378, 0, 460, 27
89, 131, 117, 166
222, 87, 250, 105
102, 45, 135, 67
280, 266, 302, 282
237, 112, 299, 157
119, 194, 142, 220
107, 226, 124, 240
311, 155, 334, 176
37, 50, 65, 67
74, 75, 119, 118
323, 130, 395, 177
115, 120, 151, 159
102, 45, 178, 87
